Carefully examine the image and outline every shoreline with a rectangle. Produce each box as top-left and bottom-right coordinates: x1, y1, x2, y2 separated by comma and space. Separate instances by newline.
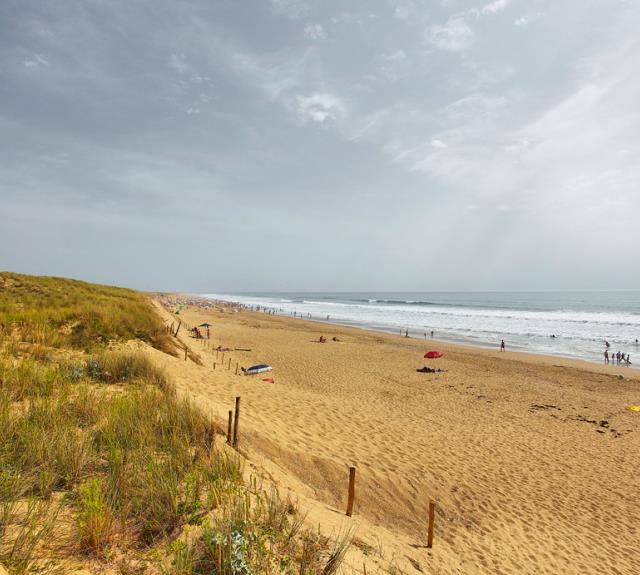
292, 314, 640, 370
196, 294, 639, 373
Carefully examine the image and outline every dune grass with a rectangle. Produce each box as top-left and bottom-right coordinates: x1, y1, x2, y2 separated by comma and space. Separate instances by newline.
0, 271, 176, 354
0, 272, 350, 574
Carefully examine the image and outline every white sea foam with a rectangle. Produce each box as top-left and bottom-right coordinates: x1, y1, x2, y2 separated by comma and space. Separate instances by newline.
202, 292, 640, 364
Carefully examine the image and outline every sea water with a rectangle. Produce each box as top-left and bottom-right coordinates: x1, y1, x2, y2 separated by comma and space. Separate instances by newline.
201, 291, 640, 365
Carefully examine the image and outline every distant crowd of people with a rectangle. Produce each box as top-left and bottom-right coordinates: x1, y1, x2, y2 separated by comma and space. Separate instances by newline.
604, 340, 633, 366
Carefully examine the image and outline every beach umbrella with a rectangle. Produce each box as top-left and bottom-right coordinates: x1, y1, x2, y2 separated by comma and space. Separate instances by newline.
199, 322, 212, 327
424, 351, 443, 359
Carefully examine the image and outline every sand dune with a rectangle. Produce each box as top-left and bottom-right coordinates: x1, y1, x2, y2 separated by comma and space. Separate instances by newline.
151, 301, 640, 575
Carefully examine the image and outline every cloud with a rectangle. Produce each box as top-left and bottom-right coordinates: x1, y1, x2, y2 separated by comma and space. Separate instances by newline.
3, 0, 640, 290
23, 54, 49, 69
514, 12, 545, 27
392, 1, 415, 20
230, 48, 308, 102
169, 53, 188, 74
304, 23, 325, 40
481, 0, 511, 15
269, 0, 309, 19
428, 16, 475, 52
377, 49, 408, 80
296, 93, 345, 123
504, 138, 530, 152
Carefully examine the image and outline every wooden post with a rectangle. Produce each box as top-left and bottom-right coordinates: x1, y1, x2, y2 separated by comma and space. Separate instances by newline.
235, 362, 238, 375
232, 397, 241, 448
228, 357, 231, 370
346, 466, 356, 517
213, 362, 216, 370
184, 347, 188, 361
427, 501, 435, 548
174, 320, 181, 337
227, 410, 233, 444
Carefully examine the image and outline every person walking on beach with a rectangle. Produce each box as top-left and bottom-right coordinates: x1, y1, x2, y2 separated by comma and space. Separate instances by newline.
604, 349, 609, 365
500, 339, 506, 352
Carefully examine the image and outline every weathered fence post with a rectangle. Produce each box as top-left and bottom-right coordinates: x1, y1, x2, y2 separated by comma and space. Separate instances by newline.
232, 397, 241, 448
427, 501, 436, 548
346, 466, 356, 517
227, 410, 233, 444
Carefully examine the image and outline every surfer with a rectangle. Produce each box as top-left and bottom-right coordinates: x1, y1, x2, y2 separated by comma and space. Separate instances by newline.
500, 339, 506, 352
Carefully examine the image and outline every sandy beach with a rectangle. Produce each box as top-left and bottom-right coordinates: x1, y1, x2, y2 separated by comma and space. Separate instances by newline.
151, 298, 640, 575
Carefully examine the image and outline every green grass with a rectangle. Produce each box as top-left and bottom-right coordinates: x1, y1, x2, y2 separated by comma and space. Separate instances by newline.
77, 478, 114, 555
0, 271, 176, 354
0, 272, 350, 574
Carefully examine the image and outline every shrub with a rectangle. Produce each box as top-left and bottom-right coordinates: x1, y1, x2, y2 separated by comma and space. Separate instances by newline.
85, 350, 169, 389
77, 478, 114, 555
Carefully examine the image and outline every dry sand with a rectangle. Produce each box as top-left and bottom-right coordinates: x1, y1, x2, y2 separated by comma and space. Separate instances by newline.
150, 300, 640, 575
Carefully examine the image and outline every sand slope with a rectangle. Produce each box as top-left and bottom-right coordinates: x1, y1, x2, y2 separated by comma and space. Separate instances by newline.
151, 302, 640, 575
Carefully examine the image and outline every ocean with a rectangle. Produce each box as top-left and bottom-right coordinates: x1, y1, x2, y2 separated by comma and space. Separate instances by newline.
201, 291, 640, 365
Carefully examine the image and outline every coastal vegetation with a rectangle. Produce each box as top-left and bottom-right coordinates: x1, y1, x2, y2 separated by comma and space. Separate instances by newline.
0, 272, 349, 574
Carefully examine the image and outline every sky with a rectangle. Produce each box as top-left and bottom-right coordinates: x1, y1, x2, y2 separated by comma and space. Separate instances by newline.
1, 0, 639, 292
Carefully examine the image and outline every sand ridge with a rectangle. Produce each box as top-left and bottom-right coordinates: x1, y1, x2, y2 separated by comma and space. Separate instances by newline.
151, 300, 640, 575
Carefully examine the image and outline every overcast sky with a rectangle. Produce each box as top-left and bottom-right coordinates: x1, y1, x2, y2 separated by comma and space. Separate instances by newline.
1, 0, 639, 292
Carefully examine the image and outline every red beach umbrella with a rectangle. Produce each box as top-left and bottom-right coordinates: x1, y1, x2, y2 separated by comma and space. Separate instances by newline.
424, 351, 443, 359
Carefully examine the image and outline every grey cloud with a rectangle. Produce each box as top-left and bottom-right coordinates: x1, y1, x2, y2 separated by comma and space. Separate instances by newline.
1, 0, 639, 291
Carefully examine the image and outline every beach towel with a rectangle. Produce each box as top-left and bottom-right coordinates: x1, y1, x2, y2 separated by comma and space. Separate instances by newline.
628, 405, 640, 412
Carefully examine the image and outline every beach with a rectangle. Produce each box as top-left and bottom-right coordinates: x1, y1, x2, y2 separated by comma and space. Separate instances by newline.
153, 298, 640, 575
205, 291, 640, 366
